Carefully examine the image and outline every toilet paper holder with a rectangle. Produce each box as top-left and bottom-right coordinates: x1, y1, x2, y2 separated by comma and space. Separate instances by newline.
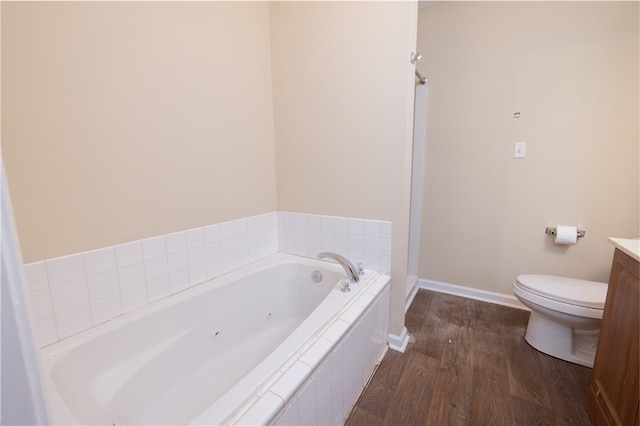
545, 227, 586, 238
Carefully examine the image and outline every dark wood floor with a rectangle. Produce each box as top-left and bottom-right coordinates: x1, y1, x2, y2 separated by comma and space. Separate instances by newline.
345, 290, 593, 426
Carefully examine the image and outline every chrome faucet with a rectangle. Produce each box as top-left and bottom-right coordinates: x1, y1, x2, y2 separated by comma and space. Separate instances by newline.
317, 252, 360, 283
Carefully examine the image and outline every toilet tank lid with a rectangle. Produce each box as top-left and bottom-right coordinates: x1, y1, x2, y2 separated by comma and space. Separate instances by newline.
515, 274, 608, 309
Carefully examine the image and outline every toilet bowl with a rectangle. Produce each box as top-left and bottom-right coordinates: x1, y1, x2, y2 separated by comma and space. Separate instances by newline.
512, 274, 608, 368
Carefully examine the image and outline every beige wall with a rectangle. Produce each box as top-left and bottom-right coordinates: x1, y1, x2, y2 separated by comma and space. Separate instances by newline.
2, 2, 278, 263
418, 2, 639, 294
271, 1, 414, 221
2, 1, 418, 335
270, 1, 417, 335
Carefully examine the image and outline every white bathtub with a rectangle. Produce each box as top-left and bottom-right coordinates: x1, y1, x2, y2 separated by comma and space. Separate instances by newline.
39, 252, 390, 425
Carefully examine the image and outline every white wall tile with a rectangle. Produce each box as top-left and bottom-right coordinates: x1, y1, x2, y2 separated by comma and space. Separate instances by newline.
147, 277, 170, 302
142, 236, 166, 260
320, 230, 334, 248
87, 270, 119, 301
50, 278, 89, 313
118, 263, 145, 291
348, 250, 365, 266
248, 230, 261, 250
380, 221, 392, 239
364, 236, 381, 254
206, 260, 223, 280
237, 392, 284, 425
297, 381, 317, 422
268, 212, 277, 228
34, 316, 58, 347
222, 254, 238, 273
205, 242, 222, 262
167, 251, 189, 274
46, 254, 84, 286
274, 399, 298, 426
334, 233, 349, 251
24, 262, 49, 292
278, 213, 390, 273
121, 285, 148, 313
220, 221, 235, 240
300, 406, 316, 426
295, 227, 307, 244
221, 238, 235, 257
349, 234, 365, 253
330, 384, 345, 425
165, 231, 187, 254
300, 338, 333, 371
322, 319, 349, 342
188, 246, 206, 267
189, 264, 207, 286
204, 224, 221, 243
258, 213, 270, 229
169, 270, 190, 294
320, 216, 334, 232
334, 217, 349, 234
114, 241, 143, 267
307, 229, 321, 246
247, 215, 260, 233
316, 385, 332, 425
30, 288, 53, 320
91, 294, 122, 325
236, 249, 249, 268
235, 234, 249, 251
364, 253, 381, 272
380, 238, 391, 256
144, 257, 168, 282
234, 218, 248, 236
348, 218, 365, 235
294, 213, 307, 229
364, 220, 382, 238
186, 227, 205, 248
307, 214, 321, 231
271, 362, 312, 402
56, 304, 92, 339
280, 211, 295, 228
314, 360, 332, 396
83, 247, 117, 276
380, 255, 391, 273
25, 211, 386, 350
283, 226, 296, 242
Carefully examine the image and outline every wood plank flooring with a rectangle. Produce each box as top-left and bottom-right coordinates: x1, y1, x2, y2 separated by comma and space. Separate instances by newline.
345, 290, 593, 426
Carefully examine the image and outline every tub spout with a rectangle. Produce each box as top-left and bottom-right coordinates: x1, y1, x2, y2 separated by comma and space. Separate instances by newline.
317, 252, 360, 283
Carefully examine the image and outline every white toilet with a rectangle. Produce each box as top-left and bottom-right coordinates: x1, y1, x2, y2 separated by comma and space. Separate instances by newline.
512, 274, 608, 368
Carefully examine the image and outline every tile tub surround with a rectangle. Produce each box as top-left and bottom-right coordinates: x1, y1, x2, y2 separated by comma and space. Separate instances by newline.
230, 274, 391, 426
24, 212, 279, 348
23, 211, 392, 348
277, 212, 392, 274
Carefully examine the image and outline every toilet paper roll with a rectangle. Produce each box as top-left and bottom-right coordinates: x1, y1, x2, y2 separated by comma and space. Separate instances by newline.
555, 225, 578, 245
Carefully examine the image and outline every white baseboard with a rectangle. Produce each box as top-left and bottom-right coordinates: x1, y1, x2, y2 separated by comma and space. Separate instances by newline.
388, 327, 410, 353
405, 283, 419, 313
418, 278, 529, 311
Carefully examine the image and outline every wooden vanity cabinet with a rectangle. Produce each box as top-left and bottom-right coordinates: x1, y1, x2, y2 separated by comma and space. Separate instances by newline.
587, 248, 639, 426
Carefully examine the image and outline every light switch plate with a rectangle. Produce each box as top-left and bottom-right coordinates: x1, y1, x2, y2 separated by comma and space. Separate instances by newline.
514, 141, 526, 158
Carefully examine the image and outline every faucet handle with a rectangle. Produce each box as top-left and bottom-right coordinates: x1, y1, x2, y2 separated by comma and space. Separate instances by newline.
339, 278, 351, 293
357, 263, 364, 275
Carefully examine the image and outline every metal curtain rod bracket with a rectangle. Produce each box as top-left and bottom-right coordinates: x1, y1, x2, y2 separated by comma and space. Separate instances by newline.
415, 70, 427, 85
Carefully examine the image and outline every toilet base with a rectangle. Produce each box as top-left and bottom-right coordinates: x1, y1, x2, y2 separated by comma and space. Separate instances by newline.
524, 311, 599, 368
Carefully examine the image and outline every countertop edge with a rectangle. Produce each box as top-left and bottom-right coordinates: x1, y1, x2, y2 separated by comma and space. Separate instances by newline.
608, 237, 640, 263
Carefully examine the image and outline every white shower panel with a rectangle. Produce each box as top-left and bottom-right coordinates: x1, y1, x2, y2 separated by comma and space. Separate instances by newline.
407, 84, 427, 298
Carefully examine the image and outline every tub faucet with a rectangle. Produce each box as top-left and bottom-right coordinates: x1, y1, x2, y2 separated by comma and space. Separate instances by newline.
317, 252, 360, 283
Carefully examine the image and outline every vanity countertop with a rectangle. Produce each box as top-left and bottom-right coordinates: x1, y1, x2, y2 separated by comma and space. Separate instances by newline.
608, 237, 640, 262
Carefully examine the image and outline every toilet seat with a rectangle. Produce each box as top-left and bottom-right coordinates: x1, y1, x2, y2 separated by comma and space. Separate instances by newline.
515, 274, 608, 310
